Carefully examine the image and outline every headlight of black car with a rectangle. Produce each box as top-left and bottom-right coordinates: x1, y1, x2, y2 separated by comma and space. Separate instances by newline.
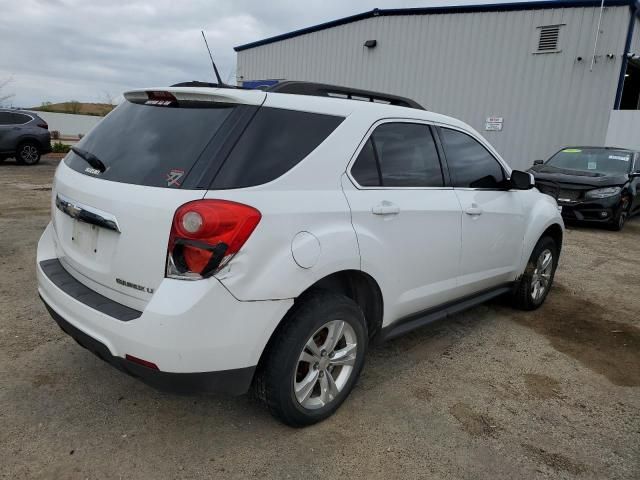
584, 186, 622, 199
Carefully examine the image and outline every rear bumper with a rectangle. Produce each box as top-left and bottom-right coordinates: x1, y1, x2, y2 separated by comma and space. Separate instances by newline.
37, 222, 293, 395
42, 297, 255, 395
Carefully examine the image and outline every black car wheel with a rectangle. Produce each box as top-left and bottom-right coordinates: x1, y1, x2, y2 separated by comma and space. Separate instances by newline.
610, 196, 630, 231
16, 142, 41, 165
253, 290, 367, 427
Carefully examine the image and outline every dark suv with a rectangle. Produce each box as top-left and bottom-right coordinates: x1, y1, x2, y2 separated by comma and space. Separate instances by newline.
0, 109, 52, 165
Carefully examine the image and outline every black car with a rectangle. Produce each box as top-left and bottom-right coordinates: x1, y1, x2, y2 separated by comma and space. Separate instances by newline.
530, 147, 640, 231
0, 109, 52, 165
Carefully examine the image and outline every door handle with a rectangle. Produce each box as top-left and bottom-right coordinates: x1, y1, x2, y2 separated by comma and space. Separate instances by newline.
464, 204, 483, 216
372, 201, 400, 215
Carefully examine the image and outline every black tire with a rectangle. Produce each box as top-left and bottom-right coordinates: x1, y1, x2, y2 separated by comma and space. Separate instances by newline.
16, 141, 41, 165
609, 196, 630, 231
512, 236, 559, 311
253, 290, 368, 427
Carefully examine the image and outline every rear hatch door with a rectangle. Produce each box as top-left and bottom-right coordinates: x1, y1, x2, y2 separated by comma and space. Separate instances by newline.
50, 88, 265, 310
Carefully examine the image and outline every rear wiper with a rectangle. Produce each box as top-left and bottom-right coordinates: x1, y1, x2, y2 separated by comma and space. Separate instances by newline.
71, 146, 106, 172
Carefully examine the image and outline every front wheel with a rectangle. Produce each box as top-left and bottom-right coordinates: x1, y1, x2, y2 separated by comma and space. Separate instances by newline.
609, 196, 630, 231
16, 142, 41, 165
512, 236, 559, 310
253, 290, 368, 427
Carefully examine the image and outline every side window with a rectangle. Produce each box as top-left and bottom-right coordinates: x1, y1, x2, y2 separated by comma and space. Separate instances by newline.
11, 113, 31, 124
439, 128, 506, 189
351, 139, 381, 186
0, 112, 13, 125
350, 122, 444, 188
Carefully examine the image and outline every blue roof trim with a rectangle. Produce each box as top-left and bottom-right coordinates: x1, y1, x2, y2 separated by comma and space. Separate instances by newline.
234, 0, 634, 52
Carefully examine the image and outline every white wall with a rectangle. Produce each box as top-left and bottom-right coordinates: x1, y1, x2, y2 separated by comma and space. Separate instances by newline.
27, 111, 103, 137
605, 110, 640, 150
237, 6, 632, 171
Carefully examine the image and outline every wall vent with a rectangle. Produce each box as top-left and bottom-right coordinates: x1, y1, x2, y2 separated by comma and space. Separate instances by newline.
537, 25, 561, 53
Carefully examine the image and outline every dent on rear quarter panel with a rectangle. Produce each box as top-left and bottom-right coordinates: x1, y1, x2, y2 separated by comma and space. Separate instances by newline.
211, 189, 360, 301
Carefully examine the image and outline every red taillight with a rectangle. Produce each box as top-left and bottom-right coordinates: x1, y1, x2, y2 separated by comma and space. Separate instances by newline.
37, 122, 48, 129
166, 200, 261, 279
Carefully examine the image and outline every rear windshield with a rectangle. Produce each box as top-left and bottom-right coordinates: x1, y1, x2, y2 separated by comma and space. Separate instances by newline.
64, 101, 236, 188
64, 100, 344, 189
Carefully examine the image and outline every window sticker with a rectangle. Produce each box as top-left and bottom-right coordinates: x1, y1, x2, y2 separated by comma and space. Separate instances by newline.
563, 148, 582, 153
609, 155, 630, 162
587, 161, 597, 170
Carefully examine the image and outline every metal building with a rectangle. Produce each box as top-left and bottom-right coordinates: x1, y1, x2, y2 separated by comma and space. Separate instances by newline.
235, 0, 640, 170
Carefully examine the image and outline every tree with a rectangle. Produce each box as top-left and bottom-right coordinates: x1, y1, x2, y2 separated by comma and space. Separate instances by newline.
100, 91, 116, 115
0, 76, 15, 107
67, 100, 81, 114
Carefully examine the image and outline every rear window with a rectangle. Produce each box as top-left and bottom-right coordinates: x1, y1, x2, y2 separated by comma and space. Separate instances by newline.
64, 101, 237, 188
211, 108, 344, 189
64, 102, 343, 189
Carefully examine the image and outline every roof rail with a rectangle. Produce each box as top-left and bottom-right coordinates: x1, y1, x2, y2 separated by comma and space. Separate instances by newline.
267, 81, 425, 110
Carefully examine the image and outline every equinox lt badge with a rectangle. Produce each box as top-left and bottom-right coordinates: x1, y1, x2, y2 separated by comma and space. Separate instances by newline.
116, 278, 154, 294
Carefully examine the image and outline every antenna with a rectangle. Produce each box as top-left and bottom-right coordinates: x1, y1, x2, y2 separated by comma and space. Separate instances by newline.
201, 30, 223, 85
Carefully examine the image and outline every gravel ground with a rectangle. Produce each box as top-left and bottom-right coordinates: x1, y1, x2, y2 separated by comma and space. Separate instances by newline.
1, 156, 638, 479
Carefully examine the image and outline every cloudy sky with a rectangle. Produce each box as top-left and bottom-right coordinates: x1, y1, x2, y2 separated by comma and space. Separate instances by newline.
0, 0, 518, 107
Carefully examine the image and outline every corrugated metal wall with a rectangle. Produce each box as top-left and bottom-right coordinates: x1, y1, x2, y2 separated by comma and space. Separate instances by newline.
237, 6, 632, 170
605, 110, 640, 149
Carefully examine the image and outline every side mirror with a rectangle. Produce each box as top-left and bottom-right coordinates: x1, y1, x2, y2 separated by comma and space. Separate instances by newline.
510, 170, 535, 190
533, 159, 544, 165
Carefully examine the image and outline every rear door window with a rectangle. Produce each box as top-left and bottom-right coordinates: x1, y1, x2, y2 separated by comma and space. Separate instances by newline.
64, 101, 239, 188
0, 112, 13, 125
11, 113, 32, 124
211, 108, 344, 189
350, 139, 381, 186
350, 122, 444, 187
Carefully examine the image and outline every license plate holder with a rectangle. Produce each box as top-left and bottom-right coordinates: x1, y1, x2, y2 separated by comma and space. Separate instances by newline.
71, 220, 99, 255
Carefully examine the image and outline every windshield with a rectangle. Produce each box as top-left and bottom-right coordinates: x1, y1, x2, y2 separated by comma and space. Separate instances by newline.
544, 148, 633, 175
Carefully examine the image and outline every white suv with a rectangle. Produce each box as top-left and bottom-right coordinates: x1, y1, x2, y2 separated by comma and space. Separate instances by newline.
37, 82, 564, 426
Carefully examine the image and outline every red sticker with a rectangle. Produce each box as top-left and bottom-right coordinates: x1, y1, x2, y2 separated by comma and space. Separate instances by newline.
166, 169, 185, 187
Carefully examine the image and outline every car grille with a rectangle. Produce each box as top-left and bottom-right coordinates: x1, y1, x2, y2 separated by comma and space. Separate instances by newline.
536, 183, 583, 202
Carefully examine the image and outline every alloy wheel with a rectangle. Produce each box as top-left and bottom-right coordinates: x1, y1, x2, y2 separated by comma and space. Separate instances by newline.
531, 248, 553, 302
293, 320, 358, 410
20, 145, 39, 164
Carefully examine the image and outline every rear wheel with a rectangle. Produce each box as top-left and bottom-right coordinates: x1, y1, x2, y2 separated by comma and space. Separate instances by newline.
512, 236, 558, 310
253, 290, 367, 427
16, 142, 41, 165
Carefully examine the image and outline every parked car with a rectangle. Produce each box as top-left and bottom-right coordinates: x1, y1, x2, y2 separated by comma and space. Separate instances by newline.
0, 109, 52, 165
531, 147, 640, 231
37, 82, 564, 427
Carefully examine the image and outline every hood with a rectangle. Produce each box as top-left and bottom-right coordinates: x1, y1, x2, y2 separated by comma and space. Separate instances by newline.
529, 165, 629, 188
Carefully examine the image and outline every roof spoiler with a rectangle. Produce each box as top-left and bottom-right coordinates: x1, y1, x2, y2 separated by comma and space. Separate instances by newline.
170, 81, 241, 89
266, 81, 425, 110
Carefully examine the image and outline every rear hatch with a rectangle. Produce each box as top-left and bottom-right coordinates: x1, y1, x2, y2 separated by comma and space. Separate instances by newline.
50, 88, 265, 310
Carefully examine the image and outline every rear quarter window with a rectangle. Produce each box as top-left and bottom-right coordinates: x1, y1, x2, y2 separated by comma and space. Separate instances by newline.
210, 108, 344, 189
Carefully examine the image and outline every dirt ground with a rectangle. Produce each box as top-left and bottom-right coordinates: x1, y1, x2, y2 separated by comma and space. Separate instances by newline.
1, 156, 638, 479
